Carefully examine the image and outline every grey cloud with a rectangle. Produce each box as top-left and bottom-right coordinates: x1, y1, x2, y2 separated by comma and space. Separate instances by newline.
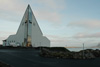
0, 0, 66, 24
73, 32, 100, 38
67, 20, 100, 29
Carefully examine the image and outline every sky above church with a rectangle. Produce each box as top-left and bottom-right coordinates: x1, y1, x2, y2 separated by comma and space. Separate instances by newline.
0, 0, 100, 47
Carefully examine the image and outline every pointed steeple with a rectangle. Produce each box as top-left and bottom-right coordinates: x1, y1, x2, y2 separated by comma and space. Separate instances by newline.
17, 4, 43, 34
27, 4, 30, 10
28, 4, 30, 7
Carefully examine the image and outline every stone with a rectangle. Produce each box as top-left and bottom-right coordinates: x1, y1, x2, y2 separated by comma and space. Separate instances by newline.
39, 47, 100, 59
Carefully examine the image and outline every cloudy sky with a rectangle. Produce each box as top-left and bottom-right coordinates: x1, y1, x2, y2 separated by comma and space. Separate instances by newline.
0, 0, 100, 47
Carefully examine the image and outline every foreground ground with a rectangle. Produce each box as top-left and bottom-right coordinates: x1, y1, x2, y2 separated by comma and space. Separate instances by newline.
0, 48, 100, 67
0, 61, 11, 67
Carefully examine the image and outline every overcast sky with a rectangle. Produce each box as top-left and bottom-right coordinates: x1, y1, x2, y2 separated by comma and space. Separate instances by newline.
0, 0, 100, 47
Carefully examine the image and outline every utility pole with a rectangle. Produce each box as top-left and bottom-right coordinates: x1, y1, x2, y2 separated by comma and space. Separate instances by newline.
83, 43, 85, 59
40, 42, 41, 52
66, 45, 67, 48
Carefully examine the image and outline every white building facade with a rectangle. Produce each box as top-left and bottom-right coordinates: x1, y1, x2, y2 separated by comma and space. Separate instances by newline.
3, 5, 50, 47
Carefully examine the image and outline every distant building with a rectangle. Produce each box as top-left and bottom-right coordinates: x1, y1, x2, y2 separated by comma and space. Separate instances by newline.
3, 5, 50, 47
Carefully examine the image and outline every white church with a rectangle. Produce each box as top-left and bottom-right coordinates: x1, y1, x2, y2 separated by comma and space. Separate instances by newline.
3, 5, 50, 47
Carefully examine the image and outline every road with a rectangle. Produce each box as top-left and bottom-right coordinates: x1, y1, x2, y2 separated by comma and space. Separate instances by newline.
0, 49, 100, 67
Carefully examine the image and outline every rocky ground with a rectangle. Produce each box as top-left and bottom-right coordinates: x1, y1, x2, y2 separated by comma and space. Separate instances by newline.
40, 47, 100, 59
0, 62, 11, 67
